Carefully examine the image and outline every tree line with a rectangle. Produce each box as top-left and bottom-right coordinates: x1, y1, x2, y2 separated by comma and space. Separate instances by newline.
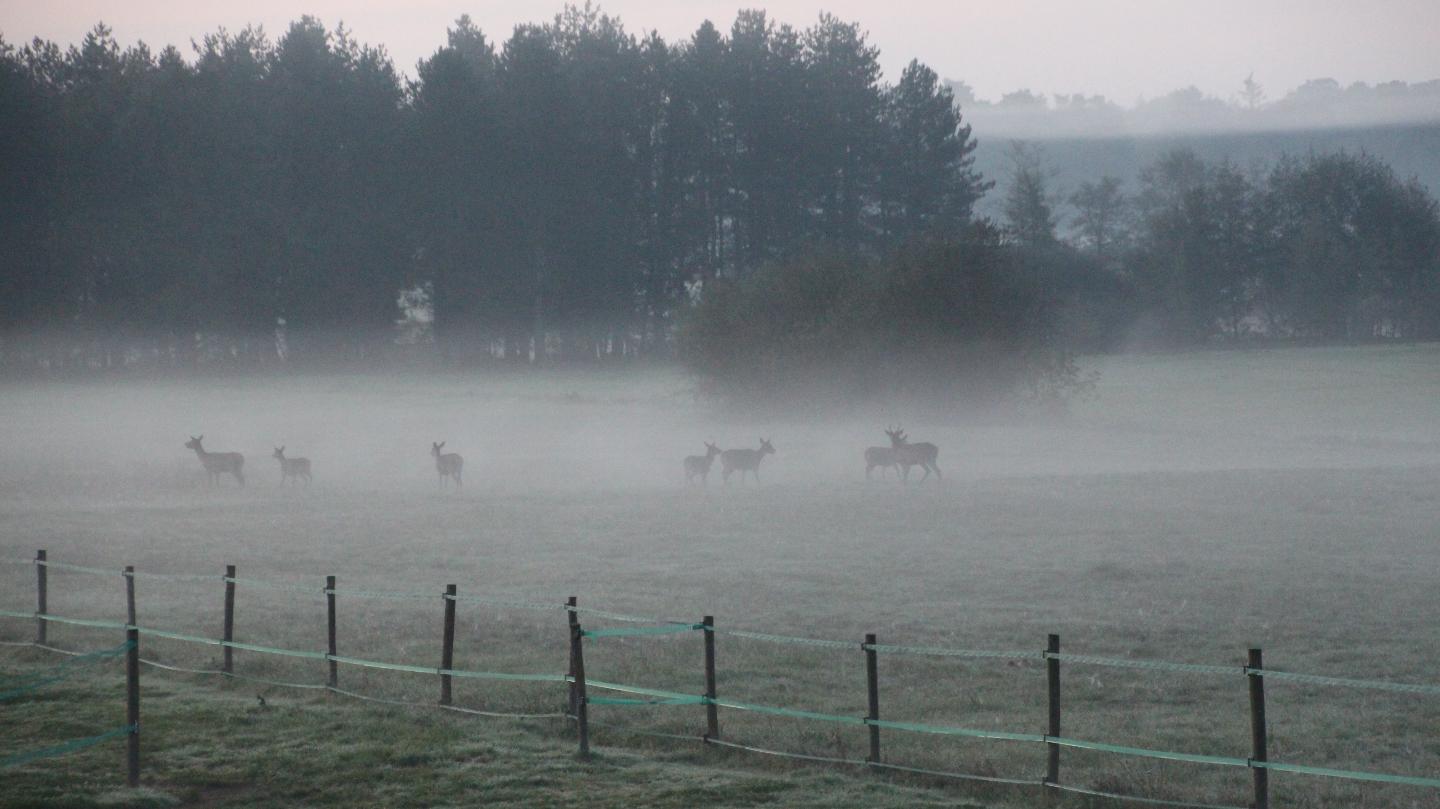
1, 9, 1437, 382
1004, 147, 1440, 346
0, 9, 985, 369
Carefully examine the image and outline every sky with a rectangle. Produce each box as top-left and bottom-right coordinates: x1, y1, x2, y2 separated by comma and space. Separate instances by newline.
3, 1, 1440, 103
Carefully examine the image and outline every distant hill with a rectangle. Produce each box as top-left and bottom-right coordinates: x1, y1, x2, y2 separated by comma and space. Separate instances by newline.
971, 123, 1440, 225
947, 77, 1440, 224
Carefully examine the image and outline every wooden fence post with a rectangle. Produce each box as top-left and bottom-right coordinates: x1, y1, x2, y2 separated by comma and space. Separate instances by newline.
440, 584, 457, 705
703, 615, 718, 740
566, 596, 578, 718
1046, 633, 1061, 786
126, 625, 140, 787
865, 632, 880, 767
35, 549, 46, 644
222, 565, 235, 674
1248, 648, 1269, 809
326, 575, 338, 688
124, 566, 136, 628
571, 622, 590, 758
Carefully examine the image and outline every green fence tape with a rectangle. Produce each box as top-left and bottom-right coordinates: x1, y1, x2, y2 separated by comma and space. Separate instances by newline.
448, 594, 562, 611
323, 587, 435, 601
585, 680, 696, 700
0, 724, 135, 769
0, 609, 35, 621
588, 695, 708, 706
582, 623, 702, 638
1047, 653, 1243, 676
868, 643, 1042, 660
1254, 668, 1440, 696
35, 560, 121, 577
38, 614, 128, 631
710, 698, 867, 726
223, 576, 323, 595
568, 606, 675, 624
444, 668, 568, 683
714, 629, 854, 649
223, 640, 327, 660
331, 655, 565, 683
125, 569, 222, 582
867, 718, 1043, 744
140, 627, 223, 646
1044, 736, 1249, 768
1255, 760, 1440, 788
329, 654, 438, 675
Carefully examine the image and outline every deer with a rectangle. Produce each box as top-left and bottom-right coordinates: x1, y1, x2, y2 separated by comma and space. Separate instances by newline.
884, 427, 941, 482
271, 447, 312, 487
683, 442, 723, 486
184, 435, 245, 487
720, 438, 774, 485
431, 442, 463, 488
863, 440, 899, 480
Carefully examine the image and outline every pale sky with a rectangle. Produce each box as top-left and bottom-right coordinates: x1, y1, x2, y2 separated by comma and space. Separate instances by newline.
3, 1, 1439, 103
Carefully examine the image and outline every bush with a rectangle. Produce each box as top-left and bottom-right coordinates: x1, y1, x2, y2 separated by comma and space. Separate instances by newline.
679, 230, 1095, 411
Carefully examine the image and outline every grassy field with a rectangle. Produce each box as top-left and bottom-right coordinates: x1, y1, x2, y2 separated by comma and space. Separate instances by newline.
2, 343, 1440, 808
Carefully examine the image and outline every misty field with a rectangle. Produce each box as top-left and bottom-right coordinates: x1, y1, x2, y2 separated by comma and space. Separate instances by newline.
3, 343, 1440, 808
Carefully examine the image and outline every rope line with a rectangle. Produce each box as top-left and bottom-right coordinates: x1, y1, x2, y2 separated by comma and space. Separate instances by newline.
710, 697, 867, 726
867, 642, 1043, 660
704, 736, 868, 767
581, 624, 703, 638
0, 640, 132, 701
867, 718, 1044, 744
448, 594, 563, 611
1045, 782, 1249, 809
1254, 668, 1440, 696
32, 560, 123, 577
0, 724, 135, 769
567, 606, 689, 625
323, 587, 435, 601
223, 576, 323, 595
713, 629, 854, 649
869, 760, 1043, 787
1046, 652, 1242, 676
585, 680, 697, 700
1254, 760, 1440, 789
1044, 736, 1249, 768
588, 695, 709, 706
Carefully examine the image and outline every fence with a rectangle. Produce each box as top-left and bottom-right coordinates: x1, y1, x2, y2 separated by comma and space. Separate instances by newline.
1, 628, 139, 785
3, 551, 1440, 808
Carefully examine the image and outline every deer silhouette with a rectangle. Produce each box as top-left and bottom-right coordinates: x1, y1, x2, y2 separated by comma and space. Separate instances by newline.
684, 442, 722, 485
272, 447, 312, 487
431, 442, 463, 489
185, 436, 245, 487
720, 439, 775, 485
885, 427, 941, 482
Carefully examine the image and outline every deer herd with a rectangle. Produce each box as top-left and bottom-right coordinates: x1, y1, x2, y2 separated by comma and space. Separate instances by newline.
184, 427, 940, 489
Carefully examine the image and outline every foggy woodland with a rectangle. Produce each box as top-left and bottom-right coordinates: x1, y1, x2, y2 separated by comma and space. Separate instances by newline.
1, 9, 1438, 404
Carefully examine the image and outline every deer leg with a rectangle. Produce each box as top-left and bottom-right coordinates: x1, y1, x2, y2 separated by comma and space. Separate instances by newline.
930, 462, 942, 480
